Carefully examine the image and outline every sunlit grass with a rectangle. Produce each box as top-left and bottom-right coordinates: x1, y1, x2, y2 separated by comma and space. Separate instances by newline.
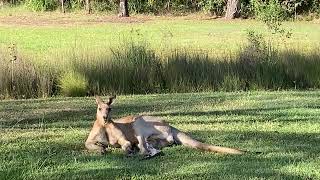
0, 12, 319, 56
1, 91, 320, 179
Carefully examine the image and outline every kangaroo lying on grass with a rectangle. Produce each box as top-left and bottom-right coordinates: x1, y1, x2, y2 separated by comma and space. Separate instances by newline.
85, 96, 133, 154
85, 96, 245, 155
85, 95, 149, 155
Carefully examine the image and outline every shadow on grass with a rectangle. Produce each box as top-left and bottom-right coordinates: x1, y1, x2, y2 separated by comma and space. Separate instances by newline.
2, 95, 320, 128
1, 93, 320, 179
3, 129, 316, 179
1, 94, 229, 128
152, 103, 320, 124
63, 130, 318, 179
1, 108, 95, 129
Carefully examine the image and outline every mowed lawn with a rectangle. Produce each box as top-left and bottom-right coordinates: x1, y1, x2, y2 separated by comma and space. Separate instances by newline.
0, 11, 320, 56
1, 91, 320, 179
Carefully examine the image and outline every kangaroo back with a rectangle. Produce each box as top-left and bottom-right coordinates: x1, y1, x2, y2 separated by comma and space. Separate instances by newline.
171, 127, 244, 155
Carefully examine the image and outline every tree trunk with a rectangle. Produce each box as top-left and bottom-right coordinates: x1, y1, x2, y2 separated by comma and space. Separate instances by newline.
60, 0, 65, 13
118, 0, 129, 17
85, 0, 91, 14
225, 0, 240, 19
0, 0, 4, 7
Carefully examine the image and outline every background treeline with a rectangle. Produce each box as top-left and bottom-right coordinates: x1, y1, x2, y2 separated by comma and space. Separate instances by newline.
1, 0, 320, 18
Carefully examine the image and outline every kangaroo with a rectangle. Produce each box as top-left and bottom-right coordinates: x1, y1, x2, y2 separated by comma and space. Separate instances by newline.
113, 115, 245, 155
104, 115, 138, 155
85, 96, 133, 154
87, 96, 245, 155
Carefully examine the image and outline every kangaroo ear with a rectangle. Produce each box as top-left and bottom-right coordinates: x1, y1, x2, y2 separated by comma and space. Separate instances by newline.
107, 95, 116, 105
95, 96, 104, 105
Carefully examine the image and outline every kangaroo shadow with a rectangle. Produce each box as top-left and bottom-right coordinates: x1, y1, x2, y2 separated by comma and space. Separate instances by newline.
37, 130, 319, 179
2, 126, 318, 179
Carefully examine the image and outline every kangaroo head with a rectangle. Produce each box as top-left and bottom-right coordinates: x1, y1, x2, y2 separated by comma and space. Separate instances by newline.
95, 95, 116, 124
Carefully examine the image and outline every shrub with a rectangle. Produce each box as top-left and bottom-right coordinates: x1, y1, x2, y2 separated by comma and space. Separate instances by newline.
199, 0, 226, 16
0, 45, 56, 99
252, 0, 286, 32
59, 71, 88, 97
26, 0, 58, 11
71, 42, 163, 95
92, 0, 117, 12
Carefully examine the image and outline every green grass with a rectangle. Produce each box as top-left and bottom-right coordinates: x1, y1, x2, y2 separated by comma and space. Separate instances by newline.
0, 12, 320, 56
1, 91, 320, 179
0, 12, 320, 99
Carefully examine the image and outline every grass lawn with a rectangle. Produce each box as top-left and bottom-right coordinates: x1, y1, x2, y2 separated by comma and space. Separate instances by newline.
1, 91, 320, 179
0, 10, 320, 57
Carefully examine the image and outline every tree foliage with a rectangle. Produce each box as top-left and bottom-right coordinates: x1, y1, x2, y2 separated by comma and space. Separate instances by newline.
2, 0, 319, 17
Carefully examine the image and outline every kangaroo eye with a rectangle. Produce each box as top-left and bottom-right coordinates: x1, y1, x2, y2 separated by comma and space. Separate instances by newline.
98, 108, 102, 111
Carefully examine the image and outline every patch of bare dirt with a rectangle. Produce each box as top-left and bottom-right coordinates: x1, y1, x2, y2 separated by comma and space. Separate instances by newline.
0, 13, 154, 27
0, 12, 229, 27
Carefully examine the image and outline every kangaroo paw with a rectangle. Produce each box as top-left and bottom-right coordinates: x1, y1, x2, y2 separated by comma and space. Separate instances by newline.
95, 142, 109, 149
100, 148, 107, 155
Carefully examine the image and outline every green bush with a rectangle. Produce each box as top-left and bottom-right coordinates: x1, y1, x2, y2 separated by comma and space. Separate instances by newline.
280, 0, 319, 17
92, 0, 117, 12
26, 0, 58, 11
0, 46, 56, 99
252, 0, 286, 32
199, 0, 225, 16
59, 71, 88, 97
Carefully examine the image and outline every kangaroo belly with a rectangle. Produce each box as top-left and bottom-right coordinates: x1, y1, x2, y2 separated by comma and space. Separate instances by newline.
133, 116, 174, 148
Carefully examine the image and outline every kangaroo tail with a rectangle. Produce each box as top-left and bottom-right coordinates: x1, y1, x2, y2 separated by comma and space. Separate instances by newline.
171, 127, 244, 155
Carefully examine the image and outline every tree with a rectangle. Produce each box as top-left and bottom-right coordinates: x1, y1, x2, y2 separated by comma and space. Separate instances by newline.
60, 0, 65, 13
85, 0, 92, 14
225, 0, 240, 19
118, 0, 129, 17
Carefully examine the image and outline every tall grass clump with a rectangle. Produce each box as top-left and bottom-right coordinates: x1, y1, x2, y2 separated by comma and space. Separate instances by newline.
58, 71, 88, 97
161, 31, 320, 92
234, 30, 320, 90
0, 45, 57, 99
71, 42, 163, 95
162, 50, 239, 92
1, 40, 320, 99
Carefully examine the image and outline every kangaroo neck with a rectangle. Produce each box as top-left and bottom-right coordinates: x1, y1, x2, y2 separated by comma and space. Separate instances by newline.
104, 118, 115, 128
96, 115, 106, 127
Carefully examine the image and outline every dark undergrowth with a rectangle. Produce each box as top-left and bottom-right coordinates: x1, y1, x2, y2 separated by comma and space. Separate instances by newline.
1, 40, 320, 99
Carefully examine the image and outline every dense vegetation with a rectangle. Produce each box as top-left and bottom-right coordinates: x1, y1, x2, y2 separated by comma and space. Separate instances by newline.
1, 92, 320, 179
1, 0, 320, 18
0, 16, 319, 99
1, 40, 320, 99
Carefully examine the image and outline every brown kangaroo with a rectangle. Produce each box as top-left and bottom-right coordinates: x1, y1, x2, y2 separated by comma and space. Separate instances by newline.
85, 96, 134, 154
86, 96, 245, 155
109, 115, 245, 155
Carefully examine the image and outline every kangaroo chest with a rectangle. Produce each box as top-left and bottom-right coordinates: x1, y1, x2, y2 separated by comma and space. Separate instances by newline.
105, 123, 123, 146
